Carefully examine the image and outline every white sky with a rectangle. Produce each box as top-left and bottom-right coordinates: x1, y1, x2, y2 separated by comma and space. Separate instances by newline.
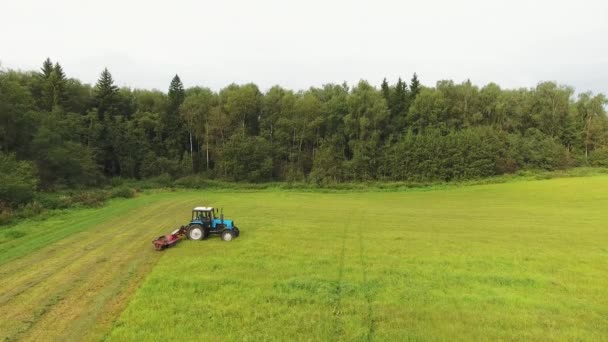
1, 0, 607, 94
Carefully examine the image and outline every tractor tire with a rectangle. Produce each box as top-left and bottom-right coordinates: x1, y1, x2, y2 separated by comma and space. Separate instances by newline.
233, 227, 240, 237
221, 230, 235, 242
188, 225, 205, 240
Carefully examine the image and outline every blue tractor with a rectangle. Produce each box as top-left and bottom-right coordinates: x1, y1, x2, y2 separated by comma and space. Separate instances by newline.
187, 207, 240, 241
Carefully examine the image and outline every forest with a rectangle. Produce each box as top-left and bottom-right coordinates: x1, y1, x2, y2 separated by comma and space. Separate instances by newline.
1, 58, 608, 207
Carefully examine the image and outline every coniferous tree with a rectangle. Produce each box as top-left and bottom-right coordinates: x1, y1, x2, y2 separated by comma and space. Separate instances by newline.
40, 58, 54, 79
381, 77, 390, 102
38, 58, 55, 111
95, 68, 118, 119
37, 59, 68, 111
53, 62, 66, 80
93, 68, 121, 175
168, 74, 185, 115
49, 62, 67, 110
164, 74, 187, 158
410, 73, 421, 100
389, 77, 408, 134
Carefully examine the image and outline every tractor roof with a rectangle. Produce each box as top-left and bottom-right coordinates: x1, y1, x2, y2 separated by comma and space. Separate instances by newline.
193, 206, 214, 211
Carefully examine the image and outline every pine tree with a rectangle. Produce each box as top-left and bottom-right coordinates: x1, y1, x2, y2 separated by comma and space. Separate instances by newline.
168, 74, 185, 115
410, 73, 421, 101
37, 59, 68, 111
39, 58, 55, 111
95, 68, 118, 119
50, 62, 67, 110
381, 77, 391, 102
388, 77, 409, 133
164, 74, 187, 158
40, 58, 54, 79
381, 78, 394, 137
53, 62, 66, 80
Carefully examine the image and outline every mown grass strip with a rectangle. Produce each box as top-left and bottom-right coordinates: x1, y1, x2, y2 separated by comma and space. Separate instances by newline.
0, 192, 168, 266
0, 191, 206, 341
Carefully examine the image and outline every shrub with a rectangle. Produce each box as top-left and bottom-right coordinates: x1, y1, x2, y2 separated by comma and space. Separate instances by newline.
33, 137, 102, 189
16, 201, 44, 218
558, 149, 577, 169
35, 193, 72, 210
517, 129, 565, 170
0, 153, 39, 206
495, 157, 519, 174
589, 147, 608, 167
149, 173, 173, 188
110, 177, 125, 187
0, 204, 13, 225
174, 175, 209, 189
111, 187, 137, 199
70, 190, 109, 207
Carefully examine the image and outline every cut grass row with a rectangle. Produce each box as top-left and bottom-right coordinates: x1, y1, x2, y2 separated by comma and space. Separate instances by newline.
0, 191, 207, 341
0, 193, 166, 266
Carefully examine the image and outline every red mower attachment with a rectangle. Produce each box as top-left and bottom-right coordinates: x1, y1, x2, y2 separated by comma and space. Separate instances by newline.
152, 225, 189, 251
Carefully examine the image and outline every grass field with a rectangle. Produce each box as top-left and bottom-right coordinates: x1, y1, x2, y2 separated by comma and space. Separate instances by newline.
1, 176, 607, 341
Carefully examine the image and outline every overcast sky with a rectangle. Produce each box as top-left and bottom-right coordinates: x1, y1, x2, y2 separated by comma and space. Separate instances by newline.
2, 0, 607, 94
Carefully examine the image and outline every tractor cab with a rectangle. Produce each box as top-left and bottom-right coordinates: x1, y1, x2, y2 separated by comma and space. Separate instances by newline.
187, 206, 240, 241
192, 206, 215, 224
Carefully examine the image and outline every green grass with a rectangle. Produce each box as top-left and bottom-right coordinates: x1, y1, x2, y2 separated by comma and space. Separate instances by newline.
0, 191, 168, 266
103, 176, 608, 341
1, 175, 606, 340
0, 191, 205, 341
129, 166, 608, 192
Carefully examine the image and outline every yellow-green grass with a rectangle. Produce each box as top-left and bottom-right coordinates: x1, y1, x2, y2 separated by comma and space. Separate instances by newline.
107, 177, 608, 341
1, 177, 607, 341
0, 191, 205, 341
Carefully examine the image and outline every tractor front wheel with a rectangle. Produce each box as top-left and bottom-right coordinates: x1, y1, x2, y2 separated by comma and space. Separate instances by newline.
221, 230, 235, 242
233, 227, 240, 237
188, 225, 205, 240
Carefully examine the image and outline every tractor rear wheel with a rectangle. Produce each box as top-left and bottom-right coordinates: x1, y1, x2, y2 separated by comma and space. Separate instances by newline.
188, 225, 205, 240
233, 227, 240, 237
221, 230, 235, 242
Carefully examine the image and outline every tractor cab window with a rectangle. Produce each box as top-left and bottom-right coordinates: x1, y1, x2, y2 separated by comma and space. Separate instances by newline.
193, 211, 208, 221
192, 209, 215, 221
201, 211, 213, 221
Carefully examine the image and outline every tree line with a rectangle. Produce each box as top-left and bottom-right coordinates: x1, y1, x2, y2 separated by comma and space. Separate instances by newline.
1, 58, 608, 203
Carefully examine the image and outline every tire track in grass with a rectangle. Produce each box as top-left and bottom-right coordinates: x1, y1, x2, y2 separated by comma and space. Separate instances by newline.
0, 211, 116, 264
0, 194, 195, 341
2, 227, 140, 340
2, 246, 108, 341
0, 193, 181, 280
59, 248, 152, 342
332, 214, 350, 339
0, 196, 156, 266
27, 197, 197, 341
51, 197, 197, 341
0, 219, 146, 306
0, 198, 170, 306
358, 211, 376, 341
19, 205, 177, 342
17, 198, 189, 341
